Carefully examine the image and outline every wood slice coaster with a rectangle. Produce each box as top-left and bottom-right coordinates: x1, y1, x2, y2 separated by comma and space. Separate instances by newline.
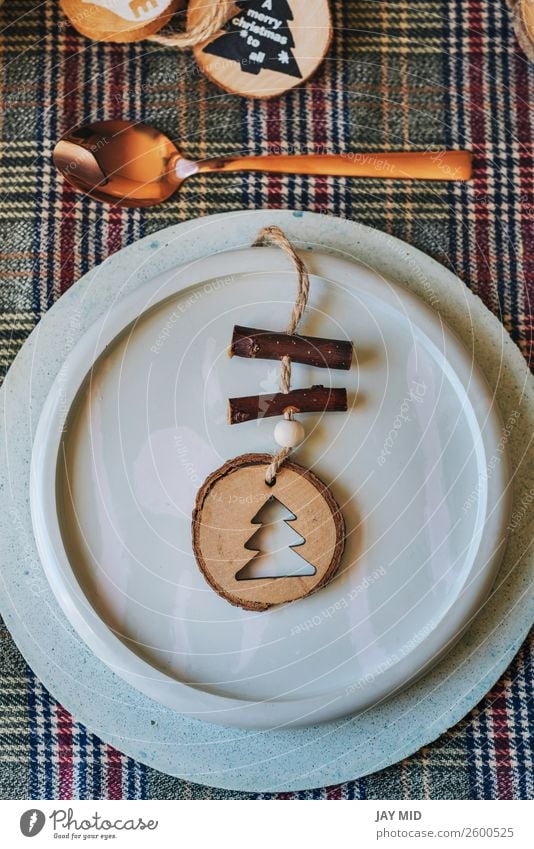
188, 0, 332, 99
192, 453, 345, 611
61, 0, 183, 43
507, 0, 534, 60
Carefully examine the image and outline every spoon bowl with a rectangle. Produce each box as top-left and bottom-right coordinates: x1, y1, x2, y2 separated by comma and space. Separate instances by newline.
53, 121, 182, 207
54, 120, 473, 208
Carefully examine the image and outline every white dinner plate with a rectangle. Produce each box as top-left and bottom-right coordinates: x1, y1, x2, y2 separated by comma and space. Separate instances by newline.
29, 245, 511, 728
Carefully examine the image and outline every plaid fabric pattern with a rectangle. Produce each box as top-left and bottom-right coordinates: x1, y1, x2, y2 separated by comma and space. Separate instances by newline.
0, 0, 532, 799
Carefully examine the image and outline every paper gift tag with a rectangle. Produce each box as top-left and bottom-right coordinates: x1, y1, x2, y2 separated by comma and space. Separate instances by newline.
189, 0, 332, 99
60, 0, 183, 43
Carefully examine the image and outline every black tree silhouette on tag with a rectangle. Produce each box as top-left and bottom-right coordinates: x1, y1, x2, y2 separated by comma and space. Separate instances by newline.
203, 0, 302, 78
236, 496, 315, 580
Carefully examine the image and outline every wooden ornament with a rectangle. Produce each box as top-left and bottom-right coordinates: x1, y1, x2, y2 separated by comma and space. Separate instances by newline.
192, 225, 351, 611
60, 0, 183, 43
507, 0, 534, 60
188, 0, 333, 99
192, 453, 345, 611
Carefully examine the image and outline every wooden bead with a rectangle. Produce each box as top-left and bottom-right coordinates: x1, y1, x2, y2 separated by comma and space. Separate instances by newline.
60, 0, 183, 43
274, 418, 305, 448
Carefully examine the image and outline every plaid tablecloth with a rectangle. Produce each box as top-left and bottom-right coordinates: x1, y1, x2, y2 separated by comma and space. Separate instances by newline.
0, 0, 533, 800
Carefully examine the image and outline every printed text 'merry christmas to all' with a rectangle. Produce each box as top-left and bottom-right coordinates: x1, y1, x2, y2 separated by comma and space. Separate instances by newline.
232, 16, 289, 44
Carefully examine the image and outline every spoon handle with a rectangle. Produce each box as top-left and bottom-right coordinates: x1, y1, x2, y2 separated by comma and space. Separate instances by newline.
198, 150, 472, 181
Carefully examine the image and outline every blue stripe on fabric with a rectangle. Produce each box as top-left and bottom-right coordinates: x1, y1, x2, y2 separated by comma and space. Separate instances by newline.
130, 42, 144, 245
458, 0, 470, 278
509, 669, 525, 800
298, 86, 309, 209
92, 734, 102, 799
478, 703, 496, 799
44, 4, 58, 311
338, 0, 351, 218
126, 45, 135, 247
96, 42, 105, 264
27, 670, 40, 800
485, 3, 506, 324
442, 1, 459, 280
41, 688, 54, 798
240, 93, 249, 209
514, 644, 533, 798
139, 760, 147, 798
495, 2, 519, 338
127, 758, 136, 799
80, 38, 93, 276
525, 640, 534, 790
32, 3, 46, 321
78, 723, 88, 799
345, 781, 356, 800
288, 95, 298, 209
464, 713, 483, 798
254, 98, 264, 207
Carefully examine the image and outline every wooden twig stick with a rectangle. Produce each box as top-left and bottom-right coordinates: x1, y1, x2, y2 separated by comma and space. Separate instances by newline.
228, 386, 348, 425
229, 325, 353, 370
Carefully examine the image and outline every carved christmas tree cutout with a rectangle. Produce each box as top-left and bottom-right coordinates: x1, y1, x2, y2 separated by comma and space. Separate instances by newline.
188, 0, 332, 99
237, 495, 315, 580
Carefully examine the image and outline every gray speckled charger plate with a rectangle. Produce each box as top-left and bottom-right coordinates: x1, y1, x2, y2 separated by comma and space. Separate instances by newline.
1, 210, 532, 793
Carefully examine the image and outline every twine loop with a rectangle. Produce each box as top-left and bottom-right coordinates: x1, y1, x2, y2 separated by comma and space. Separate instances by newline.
252, 226, 311, 485
149, 0, 234, 49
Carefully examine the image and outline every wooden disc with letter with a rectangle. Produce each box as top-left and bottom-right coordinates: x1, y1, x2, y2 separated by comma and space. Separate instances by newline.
192, 453, 345, 611
60, 0, 183, 43
189, 0, 332, 99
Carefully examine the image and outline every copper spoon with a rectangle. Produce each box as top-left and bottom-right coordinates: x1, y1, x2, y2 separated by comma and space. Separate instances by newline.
53, 120, 473, 208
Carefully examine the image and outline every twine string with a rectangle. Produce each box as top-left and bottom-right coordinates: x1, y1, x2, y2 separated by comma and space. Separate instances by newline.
149, 0, 235, 49
252, 226, 311, 485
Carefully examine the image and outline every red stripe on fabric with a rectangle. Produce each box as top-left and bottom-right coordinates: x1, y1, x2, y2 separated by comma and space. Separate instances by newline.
108, 44, 125, 120
106, 45, 126, 256
59, 29, 81, 295
107, 207, 125, 257
311, 85, 329, 213
56, 704, 73, 799
106, 745, 123, 799
59, 192, 78, 295
326, 783, 344, 799
490, 688, 513, 799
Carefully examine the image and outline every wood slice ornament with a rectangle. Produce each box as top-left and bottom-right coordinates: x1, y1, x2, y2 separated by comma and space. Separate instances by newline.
192, 226, 353, 611
60, 0, 183, 42
192, 454, 344, 611
188, 0, 333, 99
